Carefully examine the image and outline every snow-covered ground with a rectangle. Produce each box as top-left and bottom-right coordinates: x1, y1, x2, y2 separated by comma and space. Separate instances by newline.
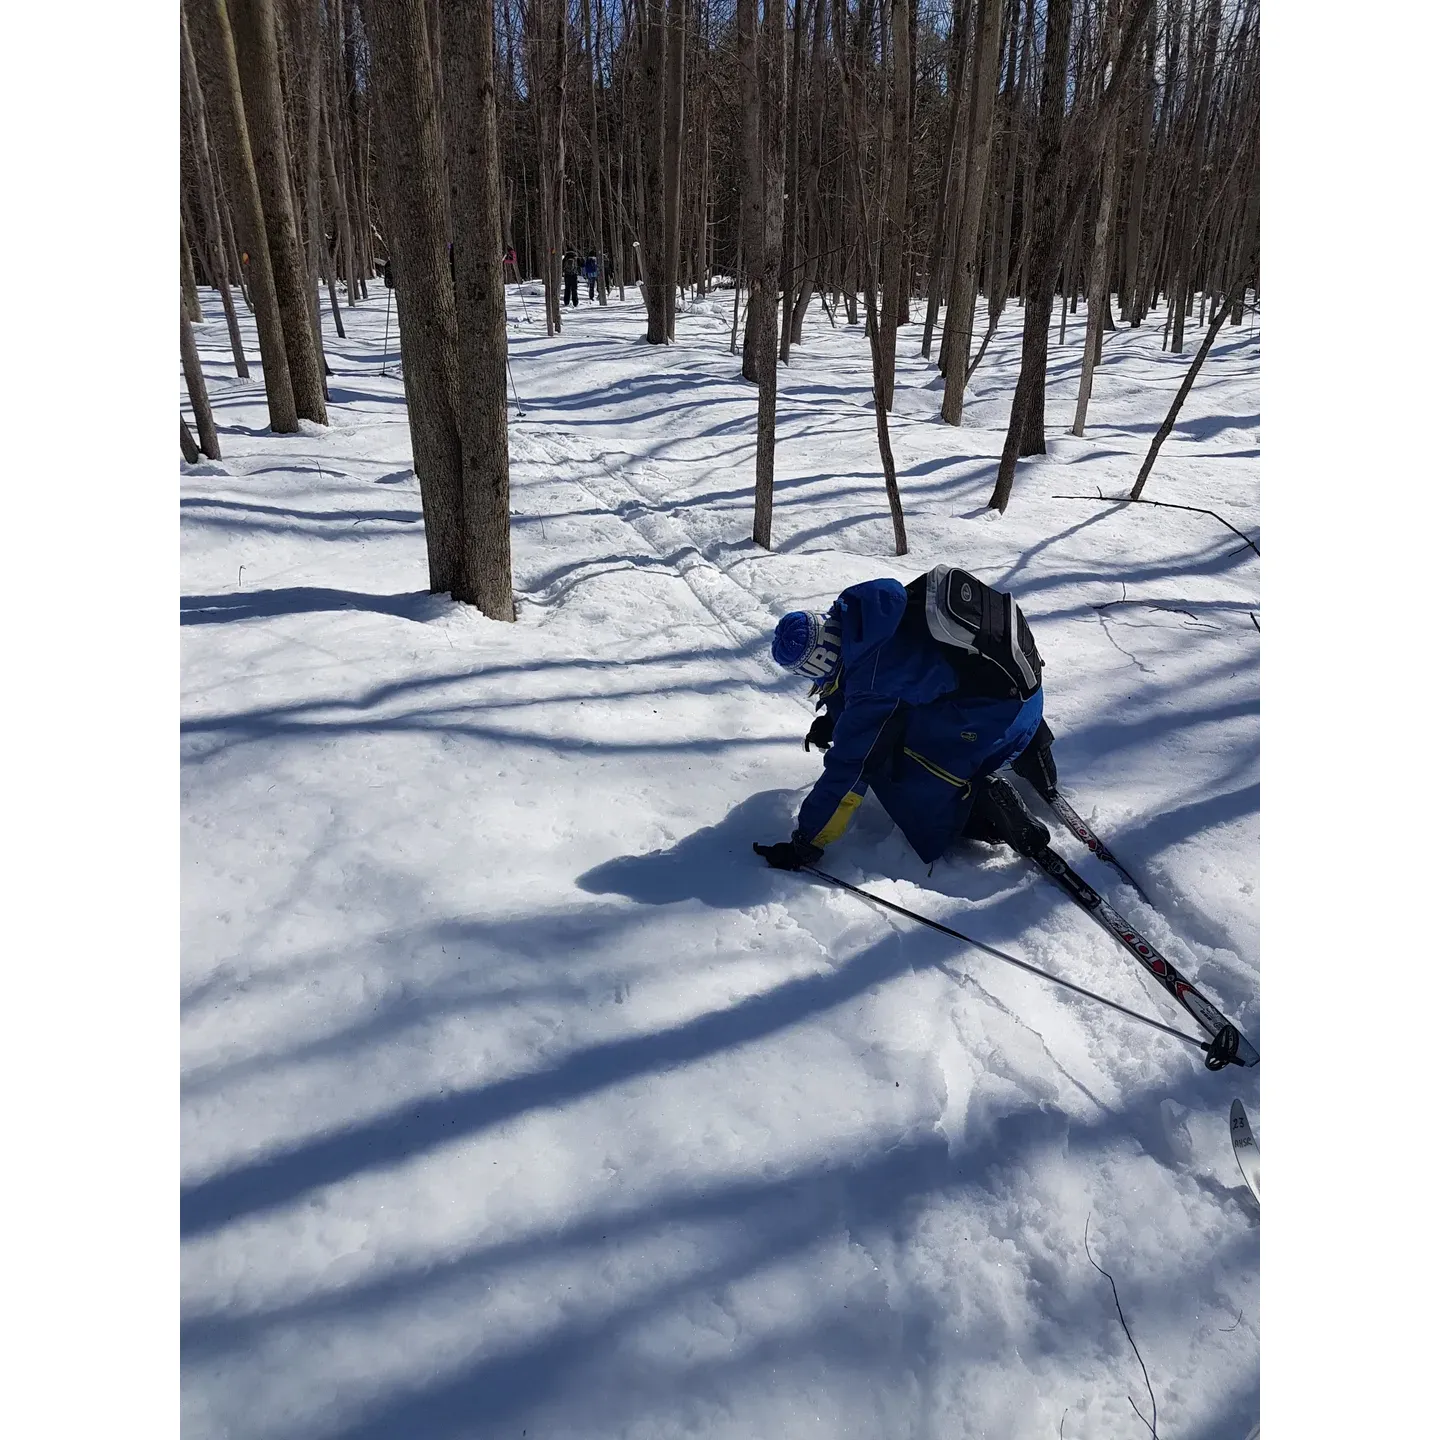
181, 276, 1259, 1439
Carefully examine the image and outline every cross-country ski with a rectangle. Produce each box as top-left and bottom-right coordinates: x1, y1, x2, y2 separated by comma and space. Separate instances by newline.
1230, 1098, 1261, 1203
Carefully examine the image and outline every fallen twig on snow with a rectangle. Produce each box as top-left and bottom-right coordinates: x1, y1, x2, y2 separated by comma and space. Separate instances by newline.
1085, 1216, 1159, 1440
1052, 489, 1259, 556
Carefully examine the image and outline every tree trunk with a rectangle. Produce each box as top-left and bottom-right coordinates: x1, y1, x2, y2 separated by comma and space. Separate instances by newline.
752, 0, 786, 548
988, 0, 1070, 506
779, 0, 807, 364
361, 0, 467, 595
1169, 0, 1221, 353
788, 0, 827, 346
181, 216, 204, 324
919, 0, 970, 361
320, 93, 354, 331
180, 14, 250, 376
662, 0, 688, 341
182, 416, 202, 463
229, 0, 327, 423
1072, 81, 1121, 436
988, 0, 1031, 330
1122, 2, 1155, 323
989, 0, 1156, 511
738, 0, 763, 380
181, 306, 222, 459
183, 0, 297, 431
639, 0, 668, 341
834, 0, 907, 556
878, 0, 912, 412
582, 0, 609, 305
938, 0, 1003, 425
440, 0, 515, 619
295, 24, 334, 367
1132, 271, 1249, 499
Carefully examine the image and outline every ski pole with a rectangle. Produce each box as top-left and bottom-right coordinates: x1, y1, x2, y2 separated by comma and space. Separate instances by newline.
506, 351, 527, 416
802, 865, 1237, 1066
380, 284, 393, 376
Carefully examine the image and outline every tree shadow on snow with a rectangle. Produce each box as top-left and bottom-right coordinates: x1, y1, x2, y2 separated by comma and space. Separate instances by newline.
181, 587, 442, 626
577, 789, 803, 911
182, 1062, 1258, 1440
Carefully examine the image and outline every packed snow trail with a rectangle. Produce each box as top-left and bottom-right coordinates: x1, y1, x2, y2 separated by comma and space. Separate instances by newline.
182, 280, 1259, 1438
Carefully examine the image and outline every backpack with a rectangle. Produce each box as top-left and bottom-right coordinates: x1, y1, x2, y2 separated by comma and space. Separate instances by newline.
904, 565, 1043, 700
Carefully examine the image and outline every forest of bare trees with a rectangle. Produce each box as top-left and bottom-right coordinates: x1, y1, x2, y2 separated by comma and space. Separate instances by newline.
182, 0, 1259, 594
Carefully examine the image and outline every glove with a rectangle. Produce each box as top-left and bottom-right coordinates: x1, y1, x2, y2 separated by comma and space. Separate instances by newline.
1012, 718, 1058, 801
804, 713, 836, 752
753, 835, 824, 870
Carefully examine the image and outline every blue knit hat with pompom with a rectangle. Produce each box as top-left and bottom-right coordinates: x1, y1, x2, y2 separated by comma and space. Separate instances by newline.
771, 609, 842, 680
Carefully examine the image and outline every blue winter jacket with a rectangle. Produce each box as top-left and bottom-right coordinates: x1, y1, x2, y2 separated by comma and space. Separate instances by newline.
794, 578, 1044, 863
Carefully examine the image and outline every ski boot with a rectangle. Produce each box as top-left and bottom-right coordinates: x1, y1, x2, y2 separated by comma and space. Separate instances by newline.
964, 774, 1051, 859
1011, 718, 1059, 802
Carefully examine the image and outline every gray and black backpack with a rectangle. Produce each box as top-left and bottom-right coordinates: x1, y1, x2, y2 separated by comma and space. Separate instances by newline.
904, 564, 1044, 701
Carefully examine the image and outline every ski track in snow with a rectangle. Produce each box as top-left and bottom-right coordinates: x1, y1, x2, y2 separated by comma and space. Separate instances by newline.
181, 281, 1259, 1439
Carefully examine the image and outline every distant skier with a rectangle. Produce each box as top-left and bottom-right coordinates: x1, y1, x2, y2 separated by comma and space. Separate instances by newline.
584, 249, 599, 301
754, 568, 1058, 870
562, 246, 580, 307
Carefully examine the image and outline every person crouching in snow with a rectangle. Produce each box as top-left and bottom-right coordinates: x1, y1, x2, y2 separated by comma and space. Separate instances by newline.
753, 567, 1059, 871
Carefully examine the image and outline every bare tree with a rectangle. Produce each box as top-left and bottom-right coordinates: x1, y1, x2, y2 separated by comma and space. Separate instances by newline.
360, 0, 467, 593
229, 0, 328, 423
183, 0, 299, 433
581, 0, 609, 304
638, 0, 668, 341
878, 0, 913, 413
938, 0, 1003, 425
180, 13, 250, 377
833, 0, 908, 555
1072, 0, 1126, 436
662, 0, 687, 341
181, 304, 222, 459
440, 0, 516, 618
988, 0, 1155, 513
750, 0, 786, 548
